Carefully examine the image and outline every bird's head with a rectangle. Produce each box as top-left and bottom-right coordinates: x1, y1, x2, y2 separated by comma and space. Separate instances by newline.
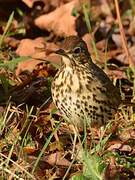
55, 36, 92, 66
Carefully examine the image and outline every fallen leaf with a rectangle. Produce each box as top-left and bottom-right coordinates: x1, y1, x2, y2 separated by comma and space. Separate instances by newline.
82, 33, 93, 54
35, 0, 79, 36
108, 143, 132, 153
112, 34, 122, 48
106, 69, 127, 79
22, 0, 38, 8
128, 16, 135, 36
107, 143, 122, 151
15, 37, 60, 75
46, 54, 61, 64
43, 152, 71, 166
4, 37, 19, 48
16, 59, 41, 75
100, 1, 112, 16
116, 45, 135, 65
16, 37, 45, 56
49, 141, 63, 152
83, 33, 111, 63
119, 128, 135, 141
23, 146, 38, 154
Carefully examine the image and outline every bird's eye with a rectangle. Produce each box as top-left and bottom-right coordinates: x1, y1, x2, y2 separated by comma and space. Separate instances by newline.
73, 47, 81, 54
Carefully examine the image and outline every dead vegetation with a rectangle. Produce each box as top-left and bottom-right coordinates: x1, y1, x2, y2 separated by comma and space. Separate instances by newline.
0, 0, 135, 179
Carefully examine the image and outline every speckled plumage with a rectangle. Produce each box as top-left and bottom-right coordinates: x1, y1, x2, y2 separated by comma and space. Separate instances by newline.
51, 36, 121, 128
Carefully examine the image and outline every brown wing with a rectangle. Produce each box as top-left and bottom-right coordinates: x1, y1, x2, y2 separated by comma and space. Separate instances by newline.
89, 62, 121, 108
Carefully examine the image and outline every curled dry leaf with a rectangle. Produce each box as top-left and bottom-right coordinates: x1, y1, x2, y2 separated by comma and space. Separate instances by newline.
35, 0, 79, 36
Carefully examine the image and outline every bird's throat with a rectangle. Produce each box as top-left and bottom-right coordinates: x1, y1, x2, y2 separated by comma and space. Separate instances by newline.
61, 54, 73, 67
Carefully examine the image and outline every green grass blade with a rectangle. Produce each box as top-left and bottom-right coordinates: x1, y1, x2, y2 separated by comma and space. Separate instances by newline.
82, 3, 99, 61
0, 12, 14, 47
0, 56, 30, 71
31, 122, 61, 174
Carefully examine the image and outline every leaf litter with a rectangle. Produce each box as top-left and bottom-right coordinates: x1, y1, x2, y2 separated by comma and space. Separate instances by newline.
0, 0, 135, 179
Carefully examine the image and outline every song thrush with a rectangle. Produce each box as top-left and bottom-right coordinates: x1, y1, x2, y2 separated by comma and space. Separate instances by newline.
51, 36, 121, 128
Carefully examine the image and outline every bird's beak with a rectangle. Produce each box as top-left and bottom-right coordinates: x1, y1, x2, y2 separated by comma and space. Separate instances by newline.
55, 49, 72, 66
55, 49, 67, 56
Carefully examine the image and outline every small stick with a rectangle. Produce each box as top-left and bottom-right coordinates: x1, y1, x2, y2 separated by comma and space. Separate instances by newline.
114, 0, 134, 66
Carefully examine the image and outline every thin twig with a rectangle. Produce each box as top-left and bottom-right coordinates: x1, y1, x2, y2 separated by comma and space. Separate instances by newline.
114, 0, 133, 66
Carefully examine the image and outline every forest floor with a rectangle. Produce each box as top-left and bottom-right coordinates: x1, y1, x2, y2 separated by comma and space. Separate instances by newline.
0, 0, 135, 179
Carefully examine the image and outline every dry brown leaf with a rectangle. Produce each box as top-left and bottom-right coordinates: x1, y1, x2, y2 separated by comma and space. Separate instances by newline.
112, 34, 122, 48
107, 69, 127, 79
82, 33, 93, 54
15, 37, 60, 75
128, 16, 135, 36
16, 59, 42, 75
22, 0, 65, 11
43, 152, 71, 166
22, 0, 38, 8
16, 37, 45, 56
4, 37, 19, 48
46, 54, 61, 64
34, 0, 79, 36
83, 33, 111, 63
16, 37, 45, 75
108, 143, 132, 153
119, 128, 135, 141
116, 45, 135, 65
23, 146, 37, 154
49, 141, 63, 152
100, 2, 112, 16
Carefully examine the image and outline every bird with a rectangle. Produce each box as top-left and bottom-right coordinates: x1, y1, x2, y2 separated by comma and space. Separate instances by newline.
51, 36, 121, 129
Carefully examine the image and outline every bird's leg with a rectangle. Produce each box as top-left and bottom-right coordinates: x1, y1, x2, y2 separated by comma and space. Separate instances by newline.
70, 125, 79, 159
